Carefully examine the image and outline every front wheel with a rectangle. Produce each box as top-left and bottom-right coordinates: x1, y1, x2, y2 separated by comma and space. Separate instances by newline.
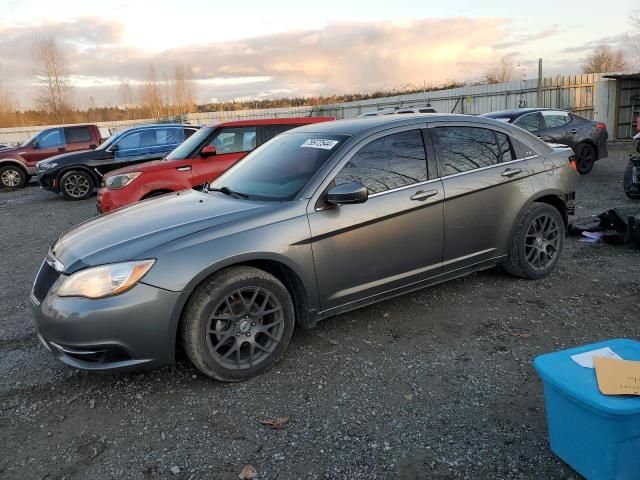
575, 143, 596, 175
623, 162, 640, 200
181, 266, 295, 381
503, 203, 565, 280
60, 170, 94, 200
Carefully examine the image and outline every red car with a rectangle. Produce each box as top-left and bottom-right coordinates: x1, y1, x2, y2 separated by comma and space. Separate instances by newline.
96, 117, 334, 212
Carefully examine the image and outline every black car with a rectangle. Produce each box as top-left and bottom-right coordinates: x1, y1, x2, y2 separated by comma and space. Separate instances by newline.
481, 108, 608, 174
36, 124, 199, 200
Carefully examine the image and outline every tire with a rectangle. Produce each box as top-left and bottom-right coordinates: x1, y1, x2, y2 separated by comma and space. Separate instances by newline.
574, 142, 596, 175
0, 165, 27, 189
181, 266, 295, 381
60, 170, 94, 200
623, 162, 640, 200
503, 203, 565, 280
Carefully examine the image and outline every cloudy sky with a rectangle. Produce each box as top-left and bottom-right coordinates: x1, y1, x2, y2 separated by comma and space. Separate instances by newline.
0, 0, 637, 108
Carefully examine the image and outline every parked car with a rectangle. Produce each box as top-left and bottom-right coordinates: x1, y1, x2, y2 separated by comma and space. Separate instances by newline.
31, 114, 578, 381
96, 117, 335, 213
358, 105, 436, 118
0, 125, 103, 189
36, 124, 198, 200
481, 108, 608, 174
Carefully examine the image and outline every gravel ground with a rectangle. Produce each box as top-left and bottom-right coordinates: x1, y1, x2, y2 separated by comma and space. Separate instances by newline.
1, 146, 639, 480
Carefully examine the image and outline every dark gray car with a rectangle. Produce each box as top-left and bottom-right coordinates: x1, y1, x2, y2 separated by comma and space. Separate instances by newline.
481, 108, 608, 175
31, 114, 578, 381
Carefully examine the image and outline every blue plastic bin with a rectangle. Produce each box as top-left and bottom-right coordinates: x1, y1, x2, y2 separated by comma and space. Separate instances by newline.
534, 339, 640, 480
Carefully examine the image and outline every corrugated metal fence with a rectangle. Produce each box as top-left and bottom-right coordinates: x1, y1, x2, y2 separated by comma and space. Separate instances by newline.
314, 74, 600, 119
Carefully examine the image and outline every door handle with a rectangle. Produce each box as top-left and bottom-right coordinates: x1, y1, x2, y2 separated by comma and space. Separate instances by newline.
569, 129, 578, 134
57, 147, 65, 152
501, 168, 522, 177
176, 166, 191, 172
410, 189, 438, 201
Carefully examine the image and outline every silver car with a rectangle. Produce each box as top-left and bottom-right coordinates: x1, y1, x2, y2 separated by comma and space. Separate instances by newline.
31, 115, 578, 381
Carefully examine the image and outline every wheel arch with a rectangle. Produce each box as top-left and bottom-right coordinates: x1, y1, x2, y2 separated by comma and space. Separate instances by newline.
0, 158, 28, 174
142, 188, 175, 200
172, 255, 316, 361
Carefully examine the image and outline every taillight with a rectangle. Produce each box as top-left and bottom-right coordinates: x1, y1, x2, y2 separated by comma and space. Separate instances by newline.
596, 122, 607, 130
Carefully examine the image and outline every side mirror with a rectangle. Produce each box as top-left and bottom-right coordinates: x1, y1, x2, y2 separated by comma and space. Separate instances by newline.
326, 181, 368, 205
200, 145, 217, 158
32, 141, 40, 150
108, 143, 120, 153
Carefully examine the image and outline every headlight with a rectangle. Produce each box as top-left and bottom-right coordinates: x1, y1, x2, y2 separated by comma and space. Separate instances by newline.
105, 172, 141, 189
57, 260, 155, 299
37, 162, 57, 171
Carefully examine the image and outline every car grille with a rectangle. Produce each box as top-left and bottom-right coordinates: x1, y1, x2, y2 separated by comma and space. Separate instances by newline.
32, 260, 61, 303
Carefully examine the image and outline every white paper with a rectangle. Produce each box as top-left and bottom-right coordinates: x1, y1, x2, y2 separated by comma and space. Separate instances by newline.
300, 139, 339, 150
571, 347, 622, 368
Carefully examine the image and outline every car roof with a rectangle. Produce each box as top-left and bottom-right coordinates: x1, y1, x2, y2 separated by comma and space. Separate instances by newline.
292, 113, 507, 136
204, 116, 335, 128
481, 108, 568, 119
120, 123, 199, 132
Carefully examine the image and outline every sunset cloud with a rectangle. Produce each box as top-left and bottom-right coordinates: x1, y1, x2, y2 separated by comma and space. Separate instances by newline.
0, 16, 563, 107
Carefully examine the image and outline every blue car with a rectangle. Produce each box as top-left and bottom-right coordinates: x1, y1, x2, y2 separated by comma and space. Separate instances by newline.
36, 124, 199, 200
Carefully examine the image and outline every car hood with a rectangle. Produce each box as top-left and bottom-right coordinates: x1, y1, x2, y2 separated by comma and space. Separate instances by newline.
0, 145, 20, 155
105, 158, 188, 177
50, 189, 273, 273
38, 149, 105, 168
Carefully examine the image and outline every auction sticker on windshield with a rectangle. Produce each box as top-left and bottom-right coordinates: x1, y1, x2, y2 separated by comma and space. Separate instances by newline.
300, 139, 339, 150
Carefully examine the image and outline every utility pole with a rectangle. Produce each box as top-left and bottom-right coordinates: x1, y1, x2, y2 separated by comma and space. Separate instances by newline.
537, 58, 543, 108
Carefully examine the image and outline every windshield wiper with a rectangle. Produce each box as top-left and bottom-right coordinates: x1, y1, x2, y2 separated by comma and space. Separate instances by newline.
209, 186, 249, 199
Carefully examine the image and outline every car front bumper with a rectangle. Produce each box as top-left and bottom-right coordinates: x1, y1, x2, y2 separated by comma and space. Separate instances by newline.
37, 172, 58, 193
30, 279, 186, 372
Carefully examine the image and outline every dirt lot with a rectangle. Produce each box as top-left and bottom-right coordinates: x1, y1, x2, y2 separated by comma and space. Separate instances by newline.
1, 147, 639, 480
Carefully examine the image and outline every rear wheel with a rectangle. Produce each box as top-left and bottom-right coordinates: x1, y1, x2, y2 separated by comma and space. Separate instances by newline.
575, 142, 596, 175
181, 266, 295, 381
60, 170, 94, 200
503, 203, 565, 280
0, 165, 27, 189
623, 162, 640, 200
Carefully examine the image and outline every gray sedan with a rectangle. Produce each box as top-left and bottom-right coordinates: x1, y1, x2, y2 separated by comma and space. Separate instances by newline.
31, 114, 578, 381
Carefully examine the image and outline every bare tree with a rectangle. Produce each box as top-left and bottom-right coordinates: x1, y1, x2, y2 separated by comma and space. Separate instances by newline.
33, 37, 74, 122
628, 10, 640, 68
118, 80, 135, 119
139, 65, 165, 119
0, 64, 18, 127
484, 55, 517, 84
171, 64, 196, 118
582, 45, 627, 73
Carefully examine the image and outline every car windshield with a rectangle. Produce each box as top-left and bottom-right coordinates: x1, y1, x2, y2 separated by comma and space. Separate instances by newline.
166, 127, 213, 160
210, 132, 348, 201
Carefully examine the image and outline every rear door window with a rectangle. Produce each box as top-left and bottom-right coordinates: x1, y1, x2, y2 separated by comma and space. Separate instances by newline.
207, 127, 257, 154
513, 113, 542, 132
264, 125, 296, 143
542, 111, 571, 129
334, 130, 428, 194
65, 126, 92, 143
432, 126, 501, 176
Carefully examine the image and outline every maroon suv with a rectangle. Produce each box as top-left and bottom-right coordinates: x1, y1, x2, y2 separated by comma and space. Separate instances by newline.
0, 124, 103, 189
